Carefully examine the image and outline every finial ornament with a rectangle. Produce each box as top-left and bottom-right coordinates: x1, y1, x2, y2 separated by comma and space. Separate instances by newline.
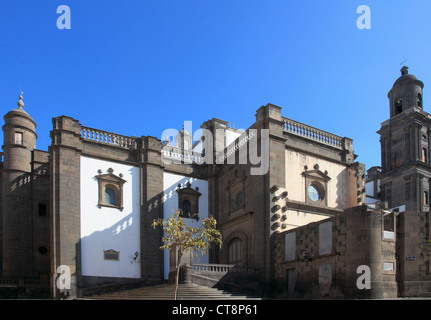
401, 65, 409, 76
17, 89, 24, 109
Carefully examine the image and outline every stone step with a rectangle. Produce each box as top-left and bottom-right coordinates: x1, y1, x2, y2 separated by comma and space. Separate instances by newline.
85, 283, 261, 300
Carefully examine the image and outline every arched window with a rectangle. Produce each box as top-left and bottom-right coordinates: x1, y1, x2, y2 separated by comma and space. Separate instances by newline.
181, 199, 191, 216
418, 93, 423, 108
228, 238, 243, 266
395, 97, 403, 115
422, 147, 428, 163
176, 182, 201, 220
105, 186, 116, 205
95, 168, 126, 211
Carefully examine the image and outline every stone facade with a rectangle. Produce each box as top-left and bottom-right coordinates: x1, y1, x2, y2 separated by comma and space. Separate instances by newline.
273, 205, 398, 299
364, 67, 431, 297
1, 66, 430, 299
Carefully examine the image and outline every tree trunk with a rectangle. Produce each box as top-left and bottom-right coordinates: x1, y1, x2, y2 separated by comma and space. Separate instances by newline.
174, 250, 183, 300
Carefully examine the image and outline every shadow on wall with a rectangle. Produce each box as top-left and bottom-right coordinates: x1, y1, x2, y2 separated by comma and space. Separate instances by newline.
79, 212, 141, 287
79, 166, 141, 288
161, 175, 201, 215
1, 170, 51, 279
158, 174, 209, 280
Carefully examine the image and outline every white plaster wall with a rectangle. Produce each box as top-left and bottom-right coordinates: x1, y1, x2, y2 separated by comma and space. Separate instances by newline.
80, 156, 140, 278
163, 172, 209, 279
285, 150, 350, 209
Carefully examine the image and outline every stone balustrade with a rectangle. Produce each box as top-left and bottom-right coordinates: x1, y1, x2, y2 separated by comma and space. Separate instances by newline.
282, 117, 342, 149
192, 263, 260, 274
161, 145, 204, 164
81, 126, 138, 150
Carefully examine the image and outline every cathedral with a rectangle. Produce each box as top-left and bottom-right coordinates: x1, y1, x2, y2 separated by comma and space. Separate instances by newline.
0, 67, 430, 299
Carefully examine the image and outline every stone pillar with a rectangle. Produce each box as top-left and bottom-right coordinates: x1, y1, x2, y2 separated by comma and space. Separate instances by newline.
181, 264, 192, 284
140, 136, 164, 285
49, 116, 83, 298
254, 103, 286, 293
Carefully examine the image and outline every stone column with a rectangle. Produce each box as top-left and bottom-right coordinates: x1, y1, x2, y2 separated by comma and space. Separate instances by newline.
140, 136, 164, 285
49, 116, 83, 299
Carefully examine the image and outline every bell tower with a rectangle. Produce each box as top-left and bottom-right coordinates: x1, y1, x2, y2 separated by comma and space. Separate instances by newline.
388, 66, 424, 117
1, 93, 37, 278
378, 67, 431, 211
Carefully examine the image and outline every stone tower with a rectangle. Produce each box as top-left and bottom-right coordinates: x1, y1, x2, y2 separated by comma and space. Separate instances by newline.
388, 66, 424, 117
1, 93, 37, 278
378, 67, 431, 211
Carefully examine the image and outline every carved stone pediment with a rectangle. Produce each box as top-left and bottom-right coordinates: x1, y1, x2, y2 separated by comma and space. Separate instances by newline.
95, 168, 126, 211
301, 168, 331, 182
302, 165, 330, 206
176, 181, 201, 219
95, 167, 126, 185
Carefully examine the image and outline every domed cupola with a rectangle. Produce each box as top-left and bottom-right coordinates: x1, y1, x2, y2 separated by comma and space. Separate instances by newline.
388, 66, 424, 117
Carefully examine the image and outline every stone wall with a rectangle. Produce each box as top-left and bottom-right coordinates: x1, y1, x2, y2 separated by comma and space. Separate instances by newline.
273, 205, 398, 299
397, 211, 431, 297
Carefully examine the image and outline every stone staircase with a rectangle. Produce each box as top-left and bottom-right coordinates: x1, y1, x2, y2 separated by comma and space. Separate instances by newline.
83, 282, 261, 300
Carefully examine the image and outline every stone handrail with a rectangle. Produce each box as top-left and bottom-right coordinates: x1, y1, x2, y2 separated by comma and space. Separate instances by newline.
282, 117, 342, 149
81, 126, 138, 150
192, 263, 260, 274
0, 278, 49, 288
161, 145, 204, 164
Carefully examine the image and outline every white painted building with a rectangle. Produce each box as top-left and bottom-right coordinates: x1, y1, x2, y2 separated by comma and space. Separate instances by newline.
80, 156, 141, 279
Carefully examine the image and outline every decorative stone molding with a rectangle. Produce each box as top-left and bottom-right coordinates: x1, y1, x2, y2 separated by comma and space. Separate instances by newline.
270, 185, 289, 235
302, 166, 331, 206
95, 168, 126, 211
176, 181, 201, 220
103, 249, 120, 261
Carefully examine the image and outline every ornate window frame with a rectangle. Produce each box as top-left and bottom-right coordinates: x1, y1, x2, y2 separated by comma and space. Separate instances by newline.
302, 164, 331, 206
95, 168, 126, 211
176, 181, 201, 220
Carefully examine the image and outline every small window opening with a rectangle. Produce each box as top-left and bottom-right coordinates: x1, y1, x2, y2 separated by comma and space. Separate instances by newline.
38, 246, 48, 255
383, 211, 395, 240
14, 132, 23, 145
395, 97, 403, 115
38, 203, 47, 217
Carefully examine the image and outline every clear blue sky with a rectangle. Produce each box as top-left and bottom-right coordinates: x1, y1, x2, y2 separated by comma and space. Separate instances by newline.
1, 0, 431, 171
